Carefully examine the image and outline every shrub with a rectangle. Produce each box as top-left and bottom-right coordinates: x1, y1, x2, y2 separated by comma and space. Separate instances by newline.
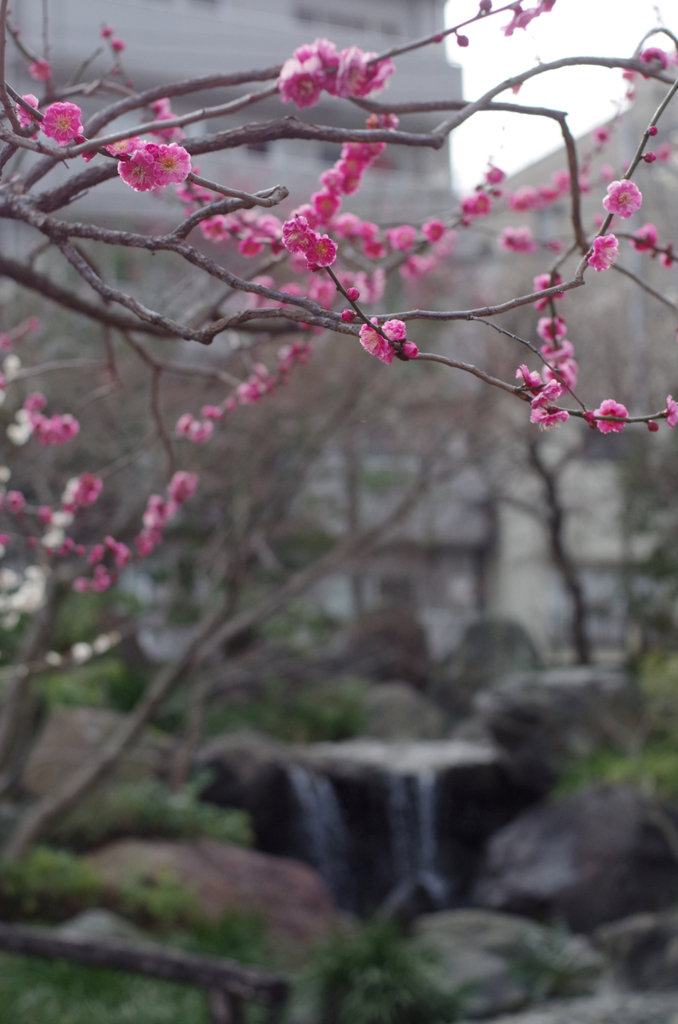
308, 920, 464, 1024
44, 778, 253, 852
207, 678, 367, 744
0, 846, 103, 922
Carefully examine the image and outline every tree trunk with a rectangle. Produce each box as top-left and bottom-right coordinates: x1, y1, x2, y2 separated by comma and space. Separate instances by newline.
529, 442, 591, 665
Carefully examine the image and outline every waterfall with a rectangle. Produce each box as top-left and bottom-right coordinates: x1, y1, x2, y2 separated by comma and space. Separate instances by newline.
416, 771, 448, 904
288, 765, 353, 908
387, 773, 416, 884
386, 770, 447, 906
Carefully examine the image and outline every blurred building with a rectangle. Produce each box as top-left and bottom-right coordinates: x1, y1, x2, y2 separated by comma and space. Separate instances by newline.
8, 0, 459, 221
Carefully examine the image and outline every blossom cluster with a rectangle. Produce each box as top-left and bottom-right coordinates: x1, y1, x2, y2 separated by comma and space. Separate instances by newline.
118, 140, 191, 192
358, 319, 418, 365
278, 38, 394, 109
134, 471, 198, 559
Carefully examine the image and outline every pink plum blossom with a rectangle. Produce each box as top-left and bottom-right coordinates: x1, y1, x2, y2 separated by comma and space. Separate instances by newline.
485, 165, 506, 184
118, 145, 160, 192
533, 272, 564, 311
544, 358, 578, 389
588, 234, 619, 272
508, 186, 540, 212
666, 395, 678, 428
537, 315, 567, 343
278, 47, 325, 108
358, 318, 409, 364
461, 193, 492, 218
530, 380, 568, 428
602, 179, 643, 219
530, 406, 569, 429
386, 225, 417, 251
29, 59, 51, 81
499, 226, 537, 253
168, 471, 198, 503
312, 189, 341, 222
422, 220, 445, 242
63, 473, 103, 509
400, 254, 437, 280
146, 142, 191, 186
335, 47, 394, 98
41, 102, 83, 145
516, 365, 543, 391
631, 223, 658, 251
88, 545, 105, 565
593, 125, 611, 145
594, 398, 628, 433
639, 47, 669, 70
16, 94, 39, 128
6, 491, 25, 514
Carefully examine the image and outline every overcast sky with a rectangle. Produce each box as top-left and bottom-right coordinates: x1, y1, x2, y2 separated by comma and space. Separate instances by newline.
444, 0, 674, 191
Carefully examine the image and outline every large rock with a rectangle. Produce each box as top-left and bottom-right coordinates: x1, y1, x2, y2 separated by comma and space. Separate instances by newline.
324, 607, 430, 689
21, 708, 173, 798
87, 837, 336, 946
411, 908, 602, 1019
434, 619, 542, 715
596, 910, 678, 991
456, 993, 678, 1024
57, 908, 146, 943
199, 734, 538, 915
361, 682, 446, 741
473, 785, 678, 933
474, 667, 640, 793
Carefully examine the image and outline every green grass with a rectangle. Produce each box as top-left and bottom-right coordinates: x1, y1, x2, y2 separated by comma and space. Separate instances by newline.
0, 956, 209, 1024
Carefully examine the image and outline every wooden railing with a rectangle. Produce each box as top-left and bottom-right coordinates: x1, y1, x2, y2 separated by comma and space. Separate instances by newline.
0, 921, 289, 1024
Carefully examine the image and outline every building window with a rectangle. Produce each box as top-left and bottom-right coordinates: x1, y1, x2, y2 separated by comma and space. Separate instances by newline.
380, 576, 414, 606
295, 7, 399, 35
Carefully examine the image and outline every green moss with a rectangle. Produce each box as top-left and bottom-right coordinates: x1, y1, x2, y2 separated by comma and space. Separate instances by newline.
45, 779, 253, 852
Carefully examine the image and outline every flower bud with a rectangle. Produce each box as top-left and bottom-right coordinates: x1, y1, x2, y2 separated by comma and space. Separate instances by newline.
648, 125, 658, 136
341, 309, 356, 322
456, 34, 469, 46
648, 419, 659, 431
346, 287, 360, 301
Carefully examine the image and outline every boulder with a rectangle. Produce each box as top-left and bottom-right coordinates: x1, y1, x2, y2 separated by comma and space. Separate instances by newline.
411, 908, 602, 1019
434, 619, 542, 715
474, 666, 641, 793
324, 607, 430, 689
87, 837, 336, 947
57, 908, 146, 943
455, 993, 678, 1024
595, 910, 678, 991
199, 734, 538, 915
361, 682, 446, 741
21, 708, 173, 799
473, 785, 678, 933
